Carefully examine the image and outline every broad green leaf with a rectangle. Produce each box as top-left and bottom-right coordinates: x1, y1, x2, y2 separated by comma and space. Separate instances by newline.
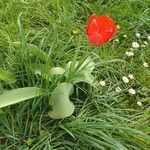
0, 68, 16, 83
29, 63, 65, 81
0, 87, 44, 108
50, 67, 65, 76
36, 67, 66, 80
49, 83, 74, 119
74, 73, 99, 87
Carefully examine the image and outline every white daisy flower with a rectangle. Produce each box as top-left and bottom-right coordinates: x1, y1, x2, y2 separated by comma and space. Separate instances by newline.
128, 74, 134, 79
136, 33, 141, 37
132, 42, 140, 48
147, 36, 150, 40
115, 87, 122, 93
123, 35, 127, 38
137, 101, 142, 107
129, 88, 136, 95
125, 51, 134, 57
143, 62, 148, 68
122, 76, 129, 83
143, 41, 148, 45
100, 80, 106, 86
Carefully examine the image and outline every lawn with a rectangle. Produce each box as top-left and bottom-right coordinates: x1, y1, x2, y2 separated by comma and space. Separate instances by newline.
0, 0, 150, 149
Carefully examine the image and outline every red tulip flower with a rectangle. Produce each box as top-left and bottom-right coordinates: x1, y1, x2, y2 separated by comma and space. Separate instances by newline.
86, 14, 117, 46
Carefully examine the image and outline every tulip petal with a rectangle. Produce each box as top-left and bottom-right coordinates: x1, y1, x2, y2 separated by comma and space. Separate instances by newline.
86, 14, 117, 45
88, 32, 103, 46
86, 14, 99, 34
97, 15, 117, 43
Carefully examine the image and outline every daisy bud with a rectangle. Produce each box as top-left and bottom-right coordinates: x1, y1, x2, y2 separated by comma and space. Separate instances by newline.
116, 25, 120, 29
123, 34, 127, 38
137, 101, 142, 107
135, 33, 140, 37
129, 48, 134, 51
143, 41, 148, 45
141, 45, 146, 48
72, 30, 80, 35
114, 39, 119, 42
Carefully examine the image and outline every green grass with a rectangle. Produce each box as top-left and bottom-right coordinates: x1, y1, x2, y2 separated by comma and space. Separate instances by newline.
0, 0, 150, 149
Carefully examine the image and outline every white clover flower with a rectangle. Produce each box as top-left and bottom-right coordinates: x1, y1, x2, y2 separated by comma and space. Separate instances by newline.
123, 34, 127, 38
137, 101, 142, 107
115, 87, 122, 93
122, 76, 129, 83
129, 88, 136, 95
136, 33, 141, 37
147, 36, 150, 40
132, 42, 140, 48
143, 62, 149, 68
128, 74, 134, 79
143, 41, 148, 45
125, 51, 134, 57
100, 80, 106, 86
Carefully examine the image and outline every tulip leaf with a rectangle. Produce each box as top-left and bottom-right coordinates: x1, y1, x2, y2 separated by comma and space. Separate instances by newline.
66, 57, 98, 87
0, 87, 44, 108
49, 83, 74, 119
79, 56, 95, 73
0, 68, 16, 83
74, 73, 97, 86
